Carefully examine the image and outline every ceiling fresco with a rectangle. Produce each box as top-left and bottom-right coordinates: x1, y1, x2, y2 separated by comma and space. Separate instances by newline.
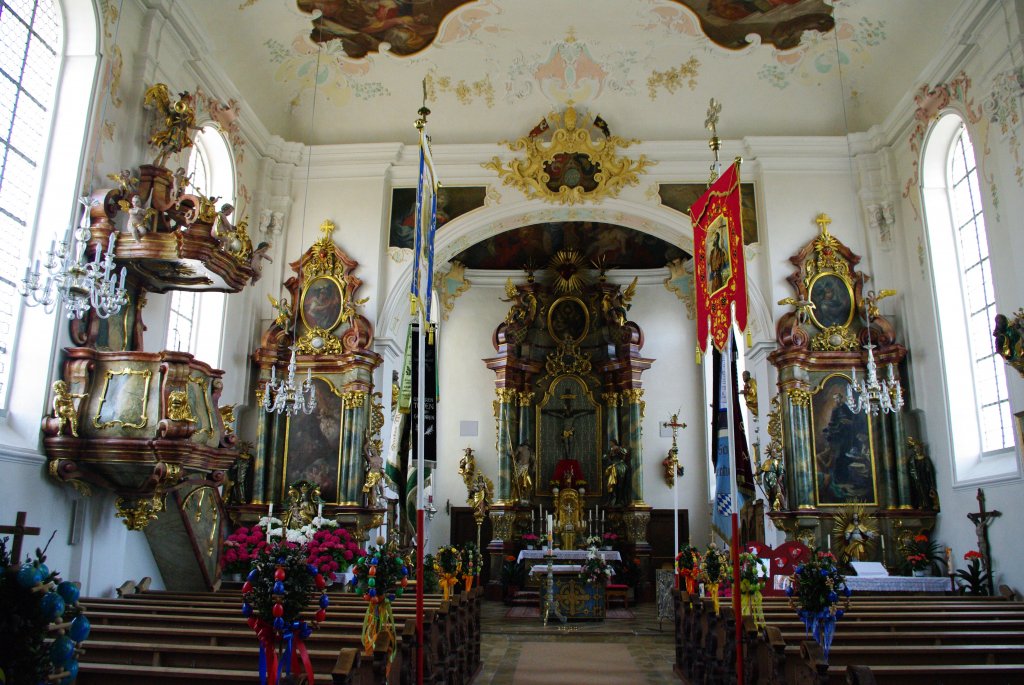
186, 0, 960, 145
452, 222, 689, 270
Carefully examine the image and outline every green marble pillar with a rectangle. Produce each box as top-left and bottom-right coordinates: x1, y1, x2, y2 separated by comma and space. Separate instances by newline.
875, 412, 898, 508
786, 388, 815, 509
495, 388, 516, 502
622, 389, 645, 504
338, 391, 368, 505
602, 391, 620, 445
890, 410, 912, 508
517, 391, 533, 449
252, 382, 270, 504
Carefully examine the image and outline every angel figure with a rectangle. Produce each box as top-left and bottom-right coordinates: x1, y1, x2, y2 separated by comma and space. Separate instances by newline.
501, 278, 537, 328
143, 84, 199, 167
107, 168, 139, 196
778, 297, 816, 326
864, 289, 897, 322
211, 203, 237, 247
170, 167, 191, 206
601, 276, 638, 328
249, 242, 273, 284
118, 190, 156, 241
268, 294, 292, 333
51, 380, 87, 438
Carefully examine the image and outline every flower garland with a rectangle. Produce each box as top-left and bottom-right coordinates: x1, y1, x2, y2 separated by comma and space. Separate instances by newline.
675, 545, 701, 594
787, 550, 851, 659
738, 552, 767, 628
460, 542, 482, 591
0, 539, 89, 685
351, 541, 410, 674
699, 544, 731, 612
240, 543, 326, 685
432, 546, 463, 600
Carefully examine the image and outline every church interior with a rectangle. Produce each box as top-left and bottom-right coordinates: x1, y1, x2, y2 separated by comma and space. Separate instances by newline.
3, 0, 1024, 682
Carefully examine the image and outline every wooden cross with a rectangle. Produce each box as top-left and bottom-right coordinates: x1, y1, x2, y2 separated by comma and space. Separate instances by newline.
967, 488, 1001, 596
0, 511, 41, 565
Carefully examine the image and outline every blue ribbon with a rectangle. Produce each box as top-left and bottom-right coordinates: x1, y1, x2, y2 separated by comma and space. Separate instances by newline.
258, 642, 268, 685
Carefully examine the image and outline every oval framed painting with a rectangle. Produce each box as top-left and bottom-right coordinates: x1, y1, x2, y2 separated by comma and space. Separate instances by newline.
300, 275, 345, 332
808, 272, 854, 330
546, 296, 590, 344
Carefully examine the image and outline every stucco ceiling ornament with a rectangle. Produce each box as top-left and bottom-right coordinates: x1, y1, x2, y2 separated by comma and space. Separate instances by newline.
483, 106, 652, 205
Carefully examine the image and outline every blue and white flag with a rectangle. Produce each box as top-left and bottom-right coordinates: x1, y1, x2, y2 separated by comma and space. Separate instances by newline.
410, 129, 438, 320
710, 342, 754, 543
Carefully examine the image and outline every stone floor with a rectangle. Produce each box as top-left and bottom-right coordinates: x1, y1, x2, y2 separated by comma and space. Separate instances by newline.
475, 599, 678, 684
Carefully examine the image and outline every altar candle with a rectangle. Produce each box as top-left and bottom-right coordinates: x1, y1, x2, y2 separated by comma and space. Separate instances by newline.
268, 503, 274, 518
547, 514, 553, 549
946, 547, 953, 574
317, 503, 323, 519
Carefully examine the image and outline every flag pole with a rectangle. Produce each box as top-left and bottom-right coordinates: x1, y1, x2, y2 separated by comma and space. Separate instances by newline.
724, 329, 743, 685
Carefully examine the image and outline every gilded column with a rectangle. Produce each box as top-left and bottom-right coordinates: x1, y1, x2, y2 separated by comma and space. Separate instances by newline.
495, 388, 517, 502
786, 388, 815, 509
621, 388, 645, 504
339, 391, 368, 505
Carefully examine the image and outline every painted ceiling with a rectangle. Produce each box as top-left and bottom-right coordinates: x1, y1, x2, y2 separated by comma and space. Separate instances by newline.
184, 0, 962, 146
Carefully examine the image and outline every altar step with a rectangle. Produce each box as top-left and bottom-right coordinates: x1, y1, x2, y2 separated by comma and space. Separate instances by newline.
512, 589, 541, 607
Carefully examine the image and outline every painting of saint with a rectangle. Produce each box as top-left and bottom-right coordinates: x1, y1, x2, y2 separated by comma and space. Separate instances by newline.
705, 217, 732, 294
301, 276, 344, 331
388, 187, 485, 249
812, 375, 876, 505
284, 378, 342, 502
809, 274, 853, 329
659, 183, 759, 245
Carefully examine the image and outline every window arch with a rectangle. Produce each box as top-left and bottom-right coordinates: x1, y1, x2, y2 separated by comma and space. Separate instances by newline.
0, 0, 63, 406
921, 112, 1016, 482
164, 124, 233, 365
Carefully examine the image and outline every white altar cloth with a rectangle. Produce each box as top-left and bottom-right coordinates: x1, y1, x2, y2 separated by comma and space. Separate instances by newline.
844, 576, 951, 592
517, 549, 621, 564
528, 564, 583, 575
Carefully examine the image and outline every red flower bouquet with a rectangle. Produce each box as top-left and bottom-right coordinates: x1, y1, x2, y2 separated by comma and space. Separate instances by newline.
305, 527, 365, 582
222, 525, 271, 575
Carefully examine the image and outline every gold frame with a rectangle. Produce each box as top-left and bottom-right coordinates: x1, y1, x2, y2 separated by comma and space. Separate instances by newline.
546, 295, 590, 344
187, 375, 215, 439
282, 375, 344, 501
93, 368, 152, 430
534, 374, 603, 496
809, 372, 879, 507
807, 271, 855, 331
299, 274, 346, 332
483, 106, 651, 205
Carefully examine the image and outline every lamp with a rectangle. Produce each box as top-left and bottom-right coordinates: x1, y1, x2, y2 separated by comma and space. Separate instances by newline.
260, 45, 323, 418
845, 291, 904, 415
20, 2, 128, 320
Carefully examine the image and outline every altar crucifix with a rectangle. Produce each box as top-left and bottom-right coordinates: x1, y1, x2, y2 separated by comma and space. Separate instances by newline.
967, 488, 1001, 596
542, 392, 596, 489
0, 511, 41, 565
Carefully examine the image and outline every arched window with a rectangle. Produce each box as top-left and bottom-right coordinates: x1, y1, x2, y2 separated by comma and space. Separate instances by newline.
164, 125, 233, 365
921, 113, 1016, 482
0, 0, 62, 402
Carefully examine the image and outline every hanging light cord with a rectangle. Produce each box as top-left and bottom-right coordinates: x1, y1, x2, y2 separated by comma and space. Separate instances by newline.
293, 46, 323, 335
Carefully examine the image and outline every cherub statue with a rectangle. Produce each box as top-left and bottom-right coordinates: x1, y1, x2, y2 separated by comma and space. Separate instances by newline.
51, 380, 86, 437
777, 297, 816, 326
143, 84, 199, 167
501, 278, 537, 329
601, 277, 638, 328
170, 166, 191, 206
118, 191, 156, 241
211, 203, 237, 248
107, 168, 139, 196
249, 241, 273, 284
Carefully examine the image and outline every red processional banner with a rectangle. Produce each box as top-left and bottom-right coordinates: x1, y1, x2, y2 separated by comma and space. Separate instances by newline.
690, 161, 747, 353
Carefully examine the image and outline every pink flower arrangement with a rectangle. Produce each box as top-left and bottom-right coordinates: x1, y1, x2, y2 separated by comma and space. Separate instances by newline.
221, 525, 271, 574
305, 527, 366, 582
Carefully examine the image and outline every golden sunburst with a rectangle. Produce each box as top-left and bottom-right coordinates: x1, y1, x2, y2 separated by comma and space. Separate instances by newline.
548, 249, 588, 294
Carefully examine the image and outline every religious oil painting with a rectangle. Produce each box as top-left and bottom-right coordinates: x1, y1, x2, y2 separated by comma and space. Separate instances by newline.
536, 376, 602, 496
704, 215, 732, 295
808, 273, 854, 329
672, 0, 834, 50
811, 374, 877, 506
388, 186, 486, 249
659, 183, 758, 245
297, 0, 475, 59
300, 275, 345, 332
454, 222, 687, 270
284, 377, 343, 503
547, 296, 590, 344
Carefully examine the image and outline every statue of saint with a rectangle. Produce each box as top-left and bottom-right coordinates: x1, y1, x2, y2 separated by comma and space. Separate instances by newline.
741, 371, 758, 417
362, 431, 385, 510
511, 442, 533, 503
907, 437, 939, 511
842, 511, 877, 561
604, 439, 631, 507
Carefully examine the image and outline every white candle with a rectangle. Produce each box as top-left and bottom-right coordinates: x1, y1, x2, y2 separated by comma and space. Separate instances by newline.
268, 503, 274, 518
317, 503, 323, 518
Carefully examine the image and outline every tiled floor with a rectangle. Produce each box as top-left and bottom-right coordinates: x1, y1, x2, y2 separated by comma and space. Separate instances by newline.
475, 599, 678, 684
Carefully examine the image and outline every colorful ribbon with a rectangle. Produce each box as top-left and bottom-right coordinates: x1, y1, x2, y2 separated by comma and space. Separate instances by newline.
741, 590, 765, 628
440, 573, 458, 601
707, 582, 720, 613
361, 599, 397, 674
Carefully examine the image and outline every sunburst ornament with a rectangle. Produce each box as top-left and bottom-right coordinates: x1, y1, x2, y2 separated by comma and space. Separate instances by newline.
548, 249, 588, 294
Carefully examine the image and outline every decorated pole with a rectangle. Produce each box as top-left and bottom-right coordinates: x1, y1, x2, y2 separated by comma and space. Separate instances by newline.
689, 97, 748, 685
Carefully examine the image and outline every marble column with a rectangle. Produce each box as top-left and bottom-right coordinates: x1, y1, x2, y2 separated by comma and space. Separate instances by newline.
786, 388, 815, 509
495, 388, 517, 502
890, 409, 912, 508
252, 383, 270, 504
339, 390, 368, 505
601, 391, 620, 446
517, 390, 534, 449
621, 388, 645, 504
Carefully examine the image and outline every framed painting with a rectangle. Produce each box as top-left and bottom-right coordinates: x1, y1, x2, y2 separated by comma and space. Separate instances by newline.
659, 182, 759, 245
704, 215, 733, 296
546, 296, 590, 343
808, 272, 854, 330
387, 186, 486, 249
811, 373, 878, 506
283, 377, 343, 503
300, 275, 345, 332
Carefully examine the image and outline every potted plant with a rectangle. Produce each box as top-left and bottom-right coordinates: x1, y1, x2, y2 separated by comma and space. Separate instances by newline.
954, 550, 991, 595
521, 533, 539, 550
578, 549, 613, 585
601, 532, 619, 550
900, 533, 943, 576
305, 526, 365, 585
221, 524, 271, 580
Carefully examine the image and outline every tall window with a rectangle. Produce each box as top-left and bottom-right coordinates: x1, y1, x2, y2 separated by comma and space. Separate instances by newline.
922, 112, 1016, 482
947, 127, 1012, 453
0, 0, 61, 399
164, 124, 232, 365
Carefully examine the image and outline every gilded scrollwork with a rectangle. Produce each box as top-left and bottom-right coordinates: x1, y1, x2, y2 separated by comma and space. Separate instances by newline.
115, 494, 165, 531
544, 338, 592, 377
787, 387, 812, 407
601, 391, 621, 407
167, 390, 197, 423
342, 391, 368, 410
495, 387, 518, 404
295, 327, 343, 355
187, 375, 215, 437
811, 324, 860, 352
483, 106, 652, 205
517, 390, 534, 407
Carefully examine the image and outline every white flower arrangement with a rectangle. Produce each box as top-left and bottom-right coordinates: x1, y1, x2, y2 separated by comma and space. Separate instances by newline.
585, 535, 601, 549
